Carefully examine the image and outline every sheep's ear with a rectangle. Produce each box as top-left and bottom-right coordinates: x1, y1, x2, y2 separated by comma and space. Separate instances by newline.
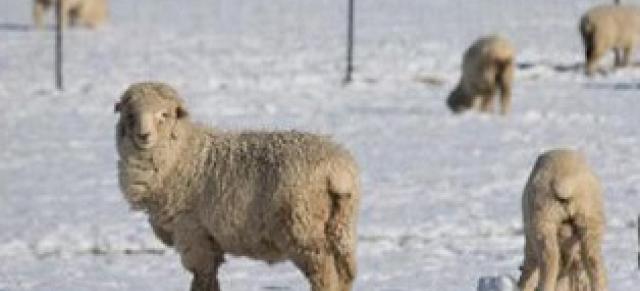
114, 102, 122, 113
176, 106, 188, 119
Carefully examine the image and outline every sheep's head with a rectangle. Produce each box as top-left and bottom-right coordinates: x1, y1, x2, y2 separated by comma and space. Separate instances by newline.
115, 82, 189, 151
446, 85, 473, 113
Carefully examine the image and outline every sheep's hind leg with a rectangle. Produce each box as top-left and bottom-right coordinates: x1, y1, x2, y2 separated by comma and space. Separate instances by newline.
336, 253, 356, 291
294, 249, 340, 291
33, 1, 47, 29
577, 224, 608, 291
517, 240, 539, 291
332, 250, 356, 291
537, 227, 561, 291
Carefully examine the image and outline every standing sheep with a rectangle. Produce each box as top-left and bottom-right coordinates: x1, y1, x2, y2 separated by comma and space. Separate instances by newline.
517, 149, 608, 291
579, 4, 640, 75
33, 0, 108, 29
115, 82, 361, 291
446, 35, 515, 115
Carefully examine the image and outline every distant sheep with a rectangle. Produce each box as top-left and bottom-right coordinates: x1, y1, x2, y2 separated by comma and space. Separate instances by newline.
579, 4, 640, 75
447, 35, 515, 115
115, 82, 361, 291
33, 0, 107, 29
517, 149, 608, 291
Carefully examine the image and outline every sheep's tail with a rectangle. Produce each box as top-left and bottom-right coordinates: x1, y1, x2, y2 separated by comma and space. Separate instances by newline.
325, 162, 360, 282
552, 176, 577, 200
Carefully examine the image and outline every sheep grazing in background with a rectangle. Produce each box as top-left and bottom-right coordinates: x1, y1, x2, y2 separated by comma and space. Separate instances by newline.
518, 149, 608, 291
579, 4, 640, 75
115, 82, 361, 291
33, 0, 108, 29
446, 35, 515, 115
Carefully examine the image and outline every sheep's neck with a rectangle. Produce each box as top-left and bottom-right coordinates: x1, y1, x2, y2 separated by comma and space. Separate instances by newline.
145, 124, 211, 223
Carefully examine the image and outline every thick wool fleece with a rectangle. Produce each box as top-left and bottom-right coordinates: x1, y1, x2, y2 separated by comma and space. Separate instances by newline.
116, 82, 360, 291
447, 35, 515, 115
580, 4, 640, 74
33, 0, 108, 29
518, 149, 607, 291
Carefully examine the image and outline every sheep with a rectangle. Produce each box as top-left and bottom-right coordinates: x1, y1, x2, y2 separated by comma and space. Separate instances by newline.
579, 4, 640, 75
446, 35, 515, 115
517, 149, 607, 291
33, 0, 108, 29
114, 82, 361, 291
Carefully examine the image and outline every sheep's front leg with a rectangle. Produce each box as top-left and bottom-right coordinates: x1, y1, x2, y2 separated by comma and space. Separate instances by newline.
33, 1, 48, 29
585, 39, 606, 75
181, 243, 223, 291
498, 63, 513, 115
622, 45, 633, 68
536, 224, 560, 291
613, 48, 624, 67
190, 260, 222, 291
174, 221, 223, 291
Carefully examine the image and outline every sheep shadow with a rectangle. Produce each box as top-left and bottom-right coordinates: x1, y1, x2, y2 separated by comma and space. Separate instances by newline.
584, 82, 640, 91
0, 23, 33, 32
517, 61, 584, 73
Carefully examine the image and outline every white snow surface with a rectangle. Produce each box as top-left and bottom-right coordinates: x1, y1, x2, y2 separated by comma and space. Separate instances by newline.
1, 0, 640, 290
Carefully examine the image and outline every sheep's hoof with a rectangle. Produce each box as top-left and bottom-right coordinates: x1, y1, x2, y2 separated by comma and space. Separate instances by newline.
190, 274, 217, 291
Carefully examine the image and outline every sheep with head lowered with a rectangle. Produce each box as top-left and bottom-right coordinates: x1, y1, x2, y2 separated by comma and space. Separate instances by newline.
33, 0, 108, 29
447, 35, 515, 115
115, 82, 361, 291
517, 149, 607, 291
580, 4, 640, 75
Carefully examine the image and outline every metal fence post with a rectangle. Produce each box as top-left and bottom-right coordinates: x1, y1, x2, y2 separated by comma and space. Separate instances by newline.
55, 0, 63, 90
343, 0, 354, 84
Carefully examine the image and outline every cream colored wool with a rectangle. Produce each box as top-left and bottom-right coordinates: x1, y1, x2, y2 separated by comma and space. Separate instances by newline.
115, 82, 360, 291
518, 149, 607, 291
447, 35, 515, 115
33, 0, 107, 29
580, 4, 640, 75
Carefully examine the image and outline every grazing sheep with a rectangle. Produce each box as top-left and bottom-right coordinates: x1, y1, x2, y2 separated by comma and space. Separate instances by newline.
115, 82, 360, 291
579, 4, 640, 75
517, 149, 607, 291
447, 35, 515, 115
33, 0, 108, 29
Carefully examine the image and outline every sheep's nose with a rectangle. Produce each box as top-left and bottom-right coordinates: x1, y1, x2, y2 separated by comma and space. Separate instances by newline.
137, 133, 150, 141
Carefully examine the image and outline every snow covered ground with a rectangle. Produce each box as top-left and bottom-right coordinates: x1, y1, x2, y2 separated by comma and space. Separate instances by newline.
1, 0, 639, 290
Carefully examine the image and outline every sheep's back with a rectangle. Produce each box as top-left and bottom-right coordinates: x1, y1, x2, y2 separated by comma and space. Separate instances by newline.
199, 130, 357, 259
523, 150, 604, 230
461, 36, 514, 92
583, 5, 640, 45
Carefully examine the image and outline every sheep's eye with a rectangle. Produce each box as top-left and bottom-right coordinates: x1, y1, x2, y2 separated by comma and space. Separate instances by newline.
127, 114, 135, 126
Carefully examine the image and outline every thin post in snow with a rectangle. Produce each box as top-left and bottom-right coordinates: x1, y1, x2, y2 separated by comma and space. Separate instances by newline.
343, 0, 354, 85
637, 214, 639, 270
55, 0, 64, 91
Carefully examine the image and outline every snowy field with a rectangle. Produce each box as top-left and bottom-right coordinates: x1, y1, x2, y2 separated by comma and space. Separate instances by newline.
1, 0, 640, 290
